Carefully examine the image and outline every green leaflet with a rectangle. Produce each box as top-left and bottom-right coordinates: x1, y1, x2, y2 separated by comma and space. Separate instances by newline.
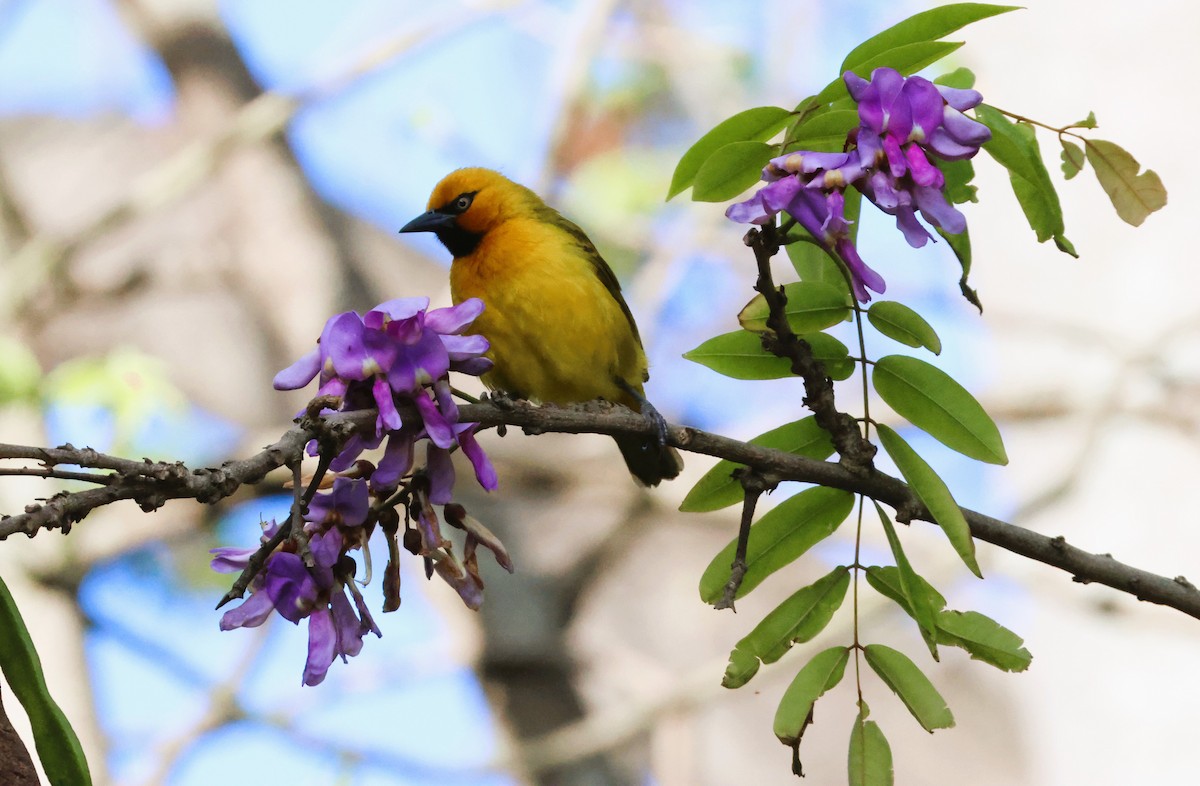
848, 707, 894, 786
784, 110, 862, 153
774, 646, 850, 745
739, 282, 851, 335
866, 303, 942, 355
864, 644, 955, 732
976, 104, 1077, 256
723, 566, 851, 688
936, 610, 1033, 671
680, 416, 834, 513
873, 504, 941, 659
875, 424, 981, 577
699, 486, 854, 603
872, 355, 1007, 465
668, 106, 793, 199
1060, 139, 1085, 180
683, 329, 854, 381
840, 3, 1019, 75
692, 141, 777, 202
0, 575, 92, 786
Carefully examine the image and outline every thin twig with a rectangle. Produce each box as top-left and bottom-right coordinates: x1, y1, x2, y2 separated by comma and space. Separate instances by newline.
713, 468, 770, 611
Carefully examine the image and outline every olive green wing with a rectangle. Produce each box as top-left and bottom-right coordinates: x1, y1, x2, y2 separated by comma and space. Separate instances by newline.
535, 204, 643, 347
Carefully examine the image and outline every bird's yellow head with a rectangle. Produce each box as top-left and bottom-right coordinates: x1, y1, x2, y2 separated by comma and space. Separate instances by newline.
399, 168, 540, 257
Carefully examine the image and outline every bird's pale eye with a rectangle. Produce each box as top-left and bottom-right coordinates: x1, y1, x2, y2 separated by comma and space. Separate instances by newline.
454, 193, 474, 212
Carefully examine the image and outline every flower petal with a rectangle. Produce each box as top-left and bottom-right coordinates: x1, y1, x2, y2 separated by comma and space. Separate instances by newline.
459, 426, 498, 491
373, 375, 402, 433
440, 334, 489, 361
914, 185, 967, 235
219, 590, 276, 630
725, 190, 772, 225
273, 349, 321, 391
426, 444, 455, 504
935, 84, 983, 112
264, 553, 318, 624
835, 237, 886, 302
416, 392, 456, 448
363, 297, 429, 330
372, 431, 414, 489
330, 590, 365, 659
425, 298, 485, 335
210, 546, 257, 573
302, 608, 338, 686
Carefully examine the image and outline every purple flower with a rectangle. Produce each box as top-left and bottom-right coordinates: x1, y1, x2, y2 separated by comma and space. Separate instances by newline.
219, 294, 506, 686
727, 66, 991, 301
726, 157, 885, 301
305, 477, 370, 529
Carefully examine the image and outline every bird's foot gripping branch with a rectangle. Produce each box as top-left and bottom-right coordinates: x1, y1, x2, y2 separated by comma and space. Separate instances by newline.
671, 3, 1168, 782
212, 296, 510, 686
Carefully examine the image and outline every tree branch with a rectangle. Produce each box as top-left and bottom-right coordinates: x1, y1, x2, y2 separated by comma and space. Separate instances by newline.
2, 400, 1197, 620
746, 225, 876, 471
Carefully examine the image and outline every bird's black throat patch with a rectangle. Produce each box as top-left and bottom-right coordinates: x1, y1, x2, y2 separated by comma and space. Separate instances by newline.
436, 224, 483, 258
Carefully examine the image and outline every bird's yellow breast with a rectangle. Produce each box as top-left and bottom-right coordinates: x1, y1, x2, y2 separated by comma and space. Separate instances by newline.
450, 217, 646, 406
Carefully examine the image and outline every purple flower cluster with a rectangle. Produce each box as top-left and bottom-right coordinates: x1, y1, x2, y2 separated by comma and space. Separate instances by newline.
213, 481, 380, 686
727, 67, 991, 301
213, 297, 508, 685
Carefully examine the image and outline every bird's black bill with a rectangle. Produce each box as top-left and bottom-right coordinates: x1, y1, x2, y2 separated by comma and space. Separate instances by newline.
399, 210, 457, 234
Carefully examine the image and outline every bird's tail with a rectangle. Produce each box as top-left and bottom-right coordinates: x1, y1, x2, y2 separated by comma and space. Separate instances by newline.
614, 434, 684, 487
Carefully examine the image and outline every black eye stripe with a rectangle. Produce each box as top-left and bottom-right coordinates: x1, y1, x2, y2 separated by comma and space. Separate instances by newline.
442, 191, 477, 215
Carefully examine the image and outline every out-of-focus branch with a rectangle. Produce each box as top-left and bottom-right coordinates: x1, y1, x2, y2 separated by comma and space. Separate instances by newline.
0, 0, 525, 320
3, 399, 1199, 621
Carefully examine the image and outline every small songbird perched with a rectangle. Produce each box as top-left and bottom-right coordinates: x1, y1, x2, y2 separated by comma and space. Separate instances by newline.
400, 167, 683, 486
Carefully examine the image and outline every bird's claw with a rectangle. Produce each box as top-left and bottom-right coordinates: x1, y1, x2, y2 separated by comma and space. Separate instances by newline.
640, 398, 670, 448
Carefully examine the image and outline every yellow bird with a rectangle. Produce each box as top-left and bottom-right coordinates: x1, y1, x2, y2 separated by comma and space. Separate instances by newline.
400, 167, 683, 486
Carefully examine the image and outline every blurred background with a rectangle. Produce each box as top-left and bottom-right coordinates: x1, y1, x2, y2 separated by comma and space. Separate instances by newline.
0, 0, 1197, 784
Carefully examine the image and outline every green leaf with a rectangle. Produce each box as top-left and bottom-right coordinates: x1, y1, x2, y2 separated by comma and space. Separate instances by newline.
864, 565, 947, 617
938, 225, 981, 312
668, 106, 793, 199
739, 282, 852, 335
680, 416, 835, 513
873, 504, 940, 658
683, 329, 853, 381
0, 575, 92, 786
1084, 139, 1167, 227
699, 486, 855, 603
773, 646, 850, 745
875, 424, 981, 578
786, 237, 851, 299
818, 41, 965, 106
802, 333, 855, 381
934, 66, 976, 89
864, 644, 955, 731
691, 141, 776, 202
1060, 139, 1085, 180
975, 104, 1076, 256
936, 610, 1033, 671
938, 157, 977, 204
723, 566, 851, 688
872, 355, 1007, 465
785, 110, 862, 153
683, 330, 790, 380
1072, 111, 1098, 129
848, 704, 894, 786
840, 3, 1019, 75
867, 302, 942, 355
